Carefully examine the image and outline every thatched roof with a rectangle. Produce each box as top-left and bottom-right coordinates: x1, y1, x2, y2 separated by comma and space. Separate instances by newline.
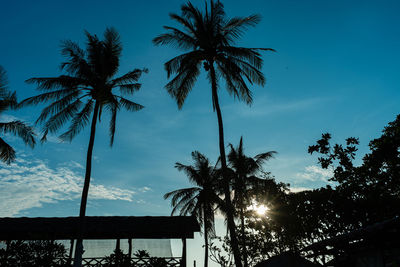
254, 252, 321, 267
0, 216, 200, 240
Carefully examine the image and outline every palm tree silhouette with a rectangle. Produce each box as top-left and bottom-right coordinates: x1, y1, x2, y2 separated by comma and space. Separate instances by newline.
227, 137, 276, 267
164, 151, 222, 267
0, 66, 35, 164
20, 28, 147, 266
153, 1, 274, 265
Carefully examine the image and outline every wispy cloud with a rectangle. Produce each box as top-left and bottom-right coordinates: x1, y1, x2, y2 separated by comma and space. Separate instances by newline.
0, 156, 139, 217
224, 97, 326, 118
289, 186, 313, 193
295, 165, 333, 182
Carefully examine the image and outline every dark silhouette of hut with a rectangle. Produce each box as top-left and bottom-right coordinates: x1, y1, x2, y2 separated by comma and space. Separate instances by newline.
302, 217, 400, 266
254, 252, 321, 267
0, 216, 199, 266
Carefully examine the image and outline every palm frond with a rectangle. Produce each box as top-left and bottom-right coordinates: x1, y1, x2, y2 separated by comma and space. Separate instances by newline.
221, 46, 265, 69
108, 101, 118, 146
164, 187, 200, 215
216, 59, 252, 104
0, 91, 17, 113
0, 136, 15, 165
60, 40, 92, 78
34, 91, 81, 124
118, 97, 144, 112
25, 76, 86, 91
59, 100, 94, 142
175, 162, 200, 184
164, 51, 203, 78
102, 27, 122, 78
153, 30, 197, 50
118, 84, 142, 95
228, 57, 266, 85
41, 99, 82, 135
179, 196, 200, 216
223, 15, 261, 41
18, 88, 77, 108
0, 66, 8, 97
181, 2, 204, 27
169, 13, 196, 36
165, 61, 201, 109
0, 121, 36, 148
254, 151, 277, 165
113, 68, 148, 85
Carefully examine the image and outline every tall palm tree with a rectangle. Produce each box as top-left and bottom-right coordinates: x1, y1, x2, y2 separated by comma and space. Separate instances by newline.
227, 137, 276, 267
0, 66, 35, 164
153, 1, 275, 265
164, 151, 222, 267
19, 28, 147, 266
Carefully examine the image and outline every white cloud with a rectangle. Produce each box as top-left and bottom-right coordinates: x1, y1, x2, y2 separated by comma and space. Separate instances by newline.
0, 156, 137, 217
289, 186, 313, 193
139, 186, 151, 192
295, 165, 333, 182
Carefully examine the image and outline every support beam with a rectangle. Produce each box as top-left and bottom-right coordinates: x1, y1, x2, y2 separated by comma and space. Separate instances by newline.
182, 238, 187, 267
128, 238, 132, 260
116, 239, 120, 251
69, 239, 75, 265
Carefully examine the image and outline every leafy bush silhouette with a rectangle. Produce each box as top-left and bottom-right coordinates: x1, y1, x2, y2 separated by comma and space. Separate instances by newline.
103, 249, 131, 267
0, 240, 68, 267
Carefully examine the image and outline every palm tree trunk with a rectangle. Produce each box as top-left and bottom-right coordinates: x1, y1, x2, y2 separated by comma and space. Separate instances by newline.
209, 62, 243, 267
204, 214, 209, 267
240, 206, 248, 267
74, 101, 100, 267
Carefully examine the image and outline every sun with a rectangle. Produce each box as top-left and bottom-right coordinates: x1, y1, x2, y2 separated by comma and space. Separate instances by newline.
247, 201, 269, 216
254, 204, 269, 216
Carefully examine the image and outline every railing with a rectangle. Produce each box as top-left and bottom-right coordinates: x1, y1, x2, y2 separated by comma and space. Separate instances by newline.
54, 257, 182, 266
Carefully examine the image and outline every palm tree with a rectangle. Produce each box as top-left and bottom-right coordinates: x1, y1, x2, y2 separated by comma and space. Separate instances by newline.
0, 66, 35, 164
153, 1, 275, 265
227, 137, 276, 267
19, 28, 147, 266
164, 151, 222, 267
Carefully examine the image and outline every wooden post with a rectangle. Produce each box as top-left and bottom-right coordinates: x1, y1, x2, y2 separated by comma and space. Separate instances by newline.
116, 239, 121, 266
69, 239, 75, 265
128, 238, 132, 260
116, 239, 120, 251
181, 238, 187, 267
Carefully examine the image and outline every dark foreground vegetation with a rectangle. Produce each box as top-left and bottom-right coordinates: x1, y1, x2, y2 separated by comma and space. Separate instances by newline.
1, 0, 399, 266
0, 242, 176, 267
183, 115, 400, 266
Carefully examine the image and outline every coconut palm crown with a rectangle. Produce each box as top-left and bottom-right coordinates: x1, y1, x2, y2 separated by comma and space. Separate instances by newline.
21, 28, 147, 146
164, 151, 222, 267
0, 66, 35, 164
227, 137, 276, 267
153, 0, 275, 109
153, 1, 274, 266
20, 28, 147, 267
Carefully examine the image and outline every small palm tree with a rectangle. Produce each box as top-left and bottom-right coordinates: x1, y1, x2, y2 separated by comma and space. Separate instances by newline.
227, 137, 276, 267
165, 151, 222, 267
20, 28, 147, 266
0, 66, 35, 164
153, 2, 274, 265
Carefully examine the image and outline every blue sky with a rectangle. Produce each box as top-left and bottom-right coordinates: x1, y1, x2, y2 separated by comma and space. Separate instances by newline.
1, 0, 400, 265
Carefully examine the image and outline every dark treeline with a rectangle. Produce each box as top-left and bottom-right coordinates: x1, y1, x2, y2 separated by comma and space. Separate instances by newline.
181, 114, 400, 266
